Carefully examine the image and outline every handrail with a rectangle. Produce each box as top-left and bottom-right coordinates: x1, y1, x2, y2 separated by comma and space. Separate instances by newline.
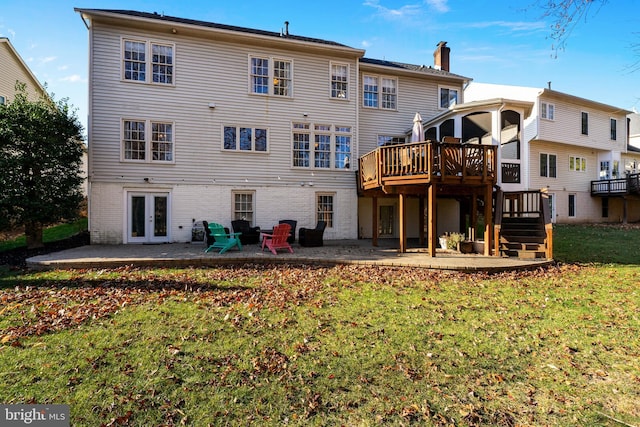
590, 173, 640, 195
358, 140, 497, 188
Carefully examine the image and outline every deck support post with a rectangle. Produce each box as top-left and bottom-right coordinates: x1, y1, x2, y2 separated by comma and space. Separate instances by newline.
398, 193, 406, 253
427, 184, 436, 257
372, 196, 378, 247
484, 184, 493, 256
419, 194, 425, 247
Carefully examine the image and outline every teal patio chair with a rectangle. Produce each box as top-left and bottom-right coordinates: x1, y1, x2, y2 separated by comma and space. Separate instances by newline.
204, 222, 242, 254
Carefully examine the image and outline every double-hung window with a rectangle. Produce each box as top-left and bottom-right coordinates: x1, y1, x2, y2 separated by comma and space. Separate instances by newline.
540, 153, 557, 178
233, 191, 255, 223
292, 123, 352, 169
250, 56, 292, 97
363, 76, 378, 108
541, 102, 555, 120
123, 119, 174, 162
123, 39, 174, 84
330, 63, 348, 99
223, 126, 268, 152
581, 112, 589, 135
439, 87, 458, 109
314, 125, 331, 168
363, 75, 397, 110
610, 118, 617, 140
316, 193, 334, 227
335, 126, 351, 169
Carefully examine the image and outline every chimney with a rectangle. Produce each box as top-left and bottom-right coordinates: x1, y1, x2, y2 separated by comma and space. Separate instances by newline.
284, 21, 289, 36
433, 41, 450, 72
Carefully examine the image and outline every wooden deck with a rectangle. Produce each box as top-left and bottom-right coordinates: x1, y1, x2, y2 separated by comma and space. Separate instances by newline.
359, 141, 497, 191
591, 173, 640, 196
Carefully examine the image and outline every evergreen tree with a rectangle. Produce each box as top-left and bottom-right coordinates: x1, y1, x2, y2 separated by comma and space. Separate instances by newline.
0, 83, 85, 248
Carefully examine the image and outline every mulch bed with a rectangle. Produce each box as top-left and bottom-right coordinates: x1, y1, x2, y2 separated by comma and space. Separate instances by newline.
0, 231, 90, 268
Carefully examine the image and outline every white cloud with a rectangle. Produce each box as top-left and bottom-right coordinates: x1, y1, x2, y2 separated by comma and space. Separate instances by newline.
363, 0, 422, 20
40, 56, 56, 64
425, 0, 449, 13
58, 65, 69, 71
361, 40, 372, 48
60, 74, 83, 83
466, 20, 546, 32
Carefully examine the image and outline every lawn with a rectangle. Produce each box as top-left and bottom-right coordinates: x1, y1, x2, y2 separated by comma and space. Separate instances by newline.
0, 225, 639, 426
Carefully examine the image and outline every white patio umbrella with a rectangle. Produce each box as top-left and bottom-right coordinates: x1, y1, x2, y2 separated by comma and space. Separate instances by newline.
411, 112, 423, 143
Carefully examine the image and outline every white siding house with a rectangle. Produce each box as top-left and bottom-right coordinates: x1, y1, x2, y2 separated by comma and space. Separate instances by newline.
76, 9, 373, 244
0, 37, 45, 104
464, 82, 633, 223
76, 10, 474, 245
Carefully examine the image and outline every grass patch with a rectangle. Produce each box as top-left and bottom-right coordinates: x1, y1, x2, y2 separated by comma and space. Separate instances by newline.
0, 264, 638, 426
553, 223, 640, 264
0, 218, 88, 252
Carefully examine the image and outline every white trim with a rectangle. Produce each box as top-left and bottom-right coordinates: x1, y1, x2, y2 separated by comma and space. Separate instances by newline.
120, 37, 176, 86
329, 61, 349, 100
125, 190, 172, 243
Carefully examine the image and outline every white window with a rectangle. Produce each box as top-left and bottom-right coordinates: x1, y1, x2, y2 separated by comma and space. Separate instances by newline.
540, 153, 556, 178
223, 126, 268, 152
292, 123, 310, 167
330, 63, 348, 99
122, 119, 174, 162
363, 75, 378, 108
122, 39, 174, 84
363, 75, 397, 110
0, 95, 5, 105
610, 118, 617, 140
314, 125, 331, 168
292, 123, 352, 169
335, 126, 352, 169
249, 56, 292, 97
233, 191, 255, 223
569, 156, 587, 172
317, 193, 334, 227
381, 78, 397, 109
439, 87, 458, 108
378, 135, 406, 146
541, 102, 555, 120
568, 194, 576, 218
600, 161, 610, 179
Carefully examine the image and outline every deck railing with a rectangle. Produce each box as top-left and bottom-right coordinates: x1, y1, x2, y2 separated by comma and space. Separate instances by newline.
590, 173, 640, 195
359, 141, 497, 190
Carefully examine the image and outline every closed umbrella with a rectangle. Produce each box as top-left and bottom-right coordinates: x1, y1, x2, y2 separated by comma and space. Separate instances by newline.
411, 112, 423, 143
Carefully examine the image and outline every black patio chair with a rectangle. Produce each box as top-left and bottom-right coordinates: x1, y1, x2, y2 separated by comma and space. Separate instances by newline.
231, 219, 261, 245
299, 221, 327, 247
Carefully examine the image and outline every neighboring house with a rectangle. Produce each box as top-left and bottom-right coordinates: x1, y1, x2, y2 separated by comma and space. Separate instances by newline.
1, 37, 89, 197
76, 9, 468, 245
0, 37, 45, 104
456, 82, 634, 223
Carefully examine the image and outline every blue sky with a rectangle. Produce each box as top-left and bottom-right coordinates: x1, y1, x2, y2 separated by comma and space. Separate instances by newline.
1, 0, 638, 135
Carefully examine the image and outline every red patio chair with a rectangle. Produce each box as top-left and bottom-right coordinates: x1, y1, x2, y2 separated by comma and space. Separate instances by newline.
261, 223, 293, 255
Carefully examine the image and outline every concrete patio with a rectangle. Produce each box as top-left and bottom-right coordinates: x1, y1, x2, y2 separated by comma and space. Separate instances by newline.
27, 239, 553, 272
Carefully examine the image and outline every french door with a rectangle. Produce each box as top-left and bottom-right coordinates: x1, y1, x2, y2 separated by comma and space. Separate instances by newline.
127, 192, 170, 243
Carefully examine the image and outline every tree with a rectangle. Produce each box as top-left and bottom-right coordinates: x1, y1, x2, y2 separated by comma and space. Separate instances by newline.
0, 83, 85, 249
534, 0, 609, 53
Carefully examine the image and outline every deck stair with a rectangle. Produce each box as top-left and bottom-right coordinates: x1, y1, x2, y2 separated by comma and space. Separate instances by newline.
494, 190, 553, 260
499, 216, 547, 258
